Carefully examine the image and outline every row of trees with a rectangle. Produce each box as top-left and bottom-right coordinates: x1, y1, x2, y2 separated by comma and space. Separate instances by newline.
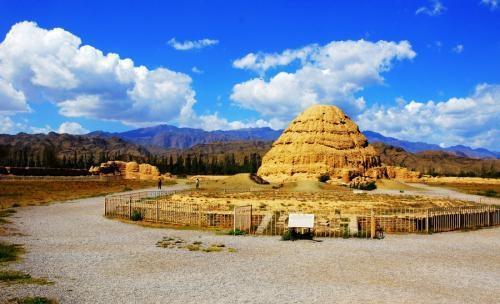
152, 153, 262, 175
0, 147, 141, 170
0, 145, 263, 175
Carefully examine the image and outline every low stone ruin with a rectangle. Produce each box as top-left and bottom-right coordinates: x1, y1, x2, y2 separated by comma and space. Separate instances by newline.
89, 160, 171, 180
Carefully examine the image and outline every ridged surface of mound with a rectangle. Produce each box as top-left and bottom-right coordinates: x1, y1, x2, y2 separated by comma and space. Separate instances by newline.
258, 105, 380, 181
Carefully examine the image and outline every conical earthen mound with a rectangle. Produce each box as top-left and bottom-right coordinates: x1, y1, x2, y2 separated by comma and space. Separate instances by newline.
258, 105, 380, 181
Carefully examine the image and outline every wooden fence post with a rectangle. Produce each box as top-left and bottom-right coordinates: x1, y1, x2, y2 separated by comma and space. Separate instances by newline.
156, 200, 159, 222
426, 209, 430, 234
129, 196, 132, 219
370, 208, 375, 239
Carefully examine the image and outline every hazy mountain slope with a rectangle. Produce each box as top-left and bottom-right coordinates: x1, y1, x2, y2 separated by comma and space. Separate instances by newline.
364, 131, 500, 159
0, 132, 154, 167
89, 125, 282, 149
89, 125, 499, 159
372, 142, 500, 177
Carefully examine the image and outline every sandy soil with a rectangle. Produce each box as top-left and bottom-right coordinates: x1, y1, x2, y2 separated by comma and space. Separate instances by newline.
374, 182, 500, 206
1, 185, 500, 303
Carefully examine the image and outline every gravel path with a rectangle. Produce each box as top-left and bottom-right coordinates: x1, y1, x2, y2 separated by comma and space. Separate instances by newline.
1, 185, 500, 303
374, 182, 500, 206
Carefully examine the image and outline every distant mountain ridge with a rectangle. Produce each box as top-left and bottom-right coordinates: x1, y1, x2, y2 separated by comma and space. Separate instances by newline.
88, 125, 282, 149
88, 124, 500, 159
363, 131, 500, 159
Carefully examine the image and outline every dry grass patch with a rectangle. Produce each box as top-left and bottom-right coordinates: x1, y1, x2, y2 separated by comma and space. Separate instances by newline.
0, 241, 24, 263
0, 270, 53, 285
166, 186, 475, 213
156, 236, 234, 253
0, 179, 174, 208
426, 182, 500, 198
6, 297, 58, 304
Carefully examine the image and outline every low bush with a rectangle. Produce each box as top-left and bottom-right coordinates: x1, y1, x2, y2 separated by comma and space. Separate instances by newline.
0, 270, 52, 285
0, 242, 23, 263
130, 209, 144, 221
9, 296, 58, 304
202, 246, 223, 252
482, 189, 498, 197
281, 230, 293, 241
318, 174, 330, 183
227, 229, 245, 235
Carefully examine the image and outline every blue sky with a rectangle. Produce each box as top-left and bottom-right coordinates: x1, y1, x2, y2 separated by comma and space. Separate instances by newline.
0, 0, 499, 150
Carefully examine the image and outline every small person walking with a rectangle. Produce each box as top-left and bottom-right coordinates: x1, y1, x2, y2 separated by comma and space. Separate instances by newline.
157, 178, 162, 190
195, 178, 200, 190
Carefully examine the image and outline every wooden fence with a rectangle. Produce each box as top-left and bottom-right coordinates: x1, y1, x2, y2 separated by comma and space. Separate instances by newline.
104, 191, 500, 237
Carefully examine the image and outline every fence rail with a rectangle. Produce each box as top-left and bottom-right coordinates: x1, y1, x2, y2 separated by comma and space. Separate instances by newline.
104, 190, 500, 237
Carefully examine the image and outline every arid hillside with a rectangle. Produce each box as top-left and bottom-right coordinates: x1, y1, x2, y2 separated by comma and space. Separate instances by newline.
373, 142, 500, 178
0, 132, 153, 168
1, 131, 498, 178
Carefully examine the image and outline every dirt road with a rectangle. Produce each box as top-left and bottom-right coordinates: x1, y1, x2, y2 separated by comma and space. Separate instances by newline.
375, 182, 500, 206
1, 185, 500, 303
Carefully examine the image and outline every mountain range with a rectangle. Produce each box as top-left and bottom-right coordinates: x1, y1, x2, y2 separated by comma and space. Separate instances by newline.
89, 124, 499, 159
1, 131, 499, 178
88, 125, 281, 149
363, 131, 500, 159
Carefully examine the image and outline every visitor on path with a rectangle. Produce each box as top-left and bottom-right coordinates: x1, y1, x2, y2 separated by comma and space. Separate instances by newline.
157, 178, 162, 190
195, 178, 200, 190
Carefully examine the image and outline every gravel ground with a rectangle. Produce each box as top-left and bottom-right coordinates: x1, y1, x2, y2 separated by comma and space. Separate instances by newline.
1, 184, 500, 303
374, 182, 500, 206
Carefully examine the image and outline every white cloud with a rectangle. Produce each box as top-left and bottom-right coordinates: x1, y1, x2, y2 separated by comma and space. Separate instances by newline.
416, 1, 446, 16
452, 44, 464, 53
233, 45, 314, 75
481, 0, 498, 10
0, 78, 30, 113
191, 66, 203, 74
57, 122, 88, 134
231, 40, 415, 120
179, 103, 286, 131
168, 38, 218, 51
0, 21, 197, 127
357, 83, 500, 150
0, 116, 15, 133
30, 125, 53, 134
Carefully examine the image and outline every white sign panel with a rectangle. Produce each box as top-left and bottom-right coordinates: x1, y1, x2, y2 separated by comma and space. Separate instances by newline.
288, 213, 315, 228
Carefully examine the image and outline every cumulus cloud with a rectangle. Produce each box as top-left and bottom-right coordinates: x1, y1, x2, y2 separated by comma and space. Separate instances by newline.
415, 0, 446, 16
178, 101, 286, 131
57, 122, 88, 134
0, 116, 15, 133
0, 78, 30, 113
452, 44, 464, 53
0, 21, 197, 127
231, 40, 415, 120
481, 0, 498, 10
168, 38, 218, 51
233, 45, 315, 75
357, 84, 500, 150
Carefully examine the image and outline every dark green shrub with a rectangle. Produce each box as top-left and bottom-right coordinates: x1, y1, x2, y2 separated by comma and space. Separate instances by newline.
227, 229, 245, 235
281, 230, 293, 241
130, 209, 144, 221
318, 174, 330, 183
0, 242, 23, 262
483, 190, 498, 197
11, 296, 58, 304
